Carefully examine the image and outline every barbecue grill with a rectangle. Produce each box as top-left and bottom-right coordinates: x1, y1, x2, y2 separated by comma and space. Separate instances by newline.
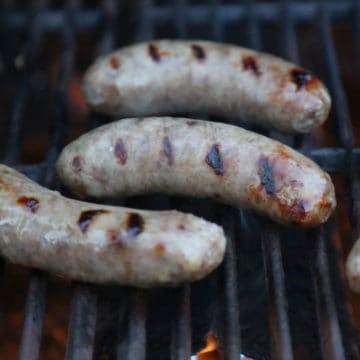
0, 0, 359, 359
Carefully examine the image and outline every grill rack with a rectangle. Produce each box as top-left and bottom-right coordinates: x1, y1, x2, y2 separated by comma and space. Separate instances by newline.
0, 1, 359, 359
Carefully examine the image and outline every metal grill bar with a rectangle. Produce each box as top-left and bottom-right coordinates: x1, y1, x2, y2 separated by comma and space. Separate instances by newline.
127, 289, 147, 360
174, 0, 187, 39
318, 2, 354, 149
97, 0, 117, 58
4, 80, 29, 165
354, 0, 360, 60
0, 260, 4, 290
281, 0, 300, 64
43, 0, 76, 184
314, 226, 346, 360
278, 0, 308, 150
19, 271, 47, 360
210, 0, 223, 41
222, 214, 241, 360
0, 11, 100, 31
145, 2, 352, 24
65, 284, 97, 360
3, 2, 44, 165
0, 3, 354, 32
262, 226, 294, 360
136, 0, 155, 42
280, 0, 310, 151
14, 3, 50, 359
246, 0, 261, 51
171, 285, 191, 360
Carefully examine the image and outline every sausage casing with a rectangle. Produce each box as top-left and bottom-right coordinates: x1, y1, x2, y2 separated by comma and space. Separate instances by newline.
346, 239, 360, 293
56, 117, 336, 227
0, 164, 226, 287
82, 40, 331, 133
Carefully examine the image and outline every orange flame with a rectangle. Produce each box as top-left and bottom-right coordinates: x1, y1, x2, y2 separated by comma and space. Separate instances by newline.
197, 334, 223, 360
69, 76, 89, 117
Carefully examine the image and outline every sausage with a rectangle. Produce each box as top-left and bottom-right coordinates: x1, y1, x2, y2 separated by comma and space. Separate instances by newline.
0, 164, 226, 287
56, 117, 336, 227
346, 239, 360, 292
82, 40, 331, 133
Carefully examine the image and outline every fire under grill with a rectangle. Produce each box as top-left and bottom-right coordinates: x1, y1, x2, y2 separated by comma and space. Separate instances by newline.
0, 0, 360, 359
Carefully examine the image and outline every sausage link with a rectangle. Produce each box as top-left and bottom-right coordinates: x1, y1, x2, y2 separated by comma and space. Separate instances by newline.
56, 117, 336, 227
82, 40, 331, 133
0, 164, 225, 287
346, 239, 360, 293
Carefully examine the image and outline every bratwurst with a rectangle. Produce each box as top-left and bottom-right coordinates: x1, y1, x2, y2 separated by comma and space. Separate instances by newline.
0, 164, 225, 287
346, 239, 360, 293
56, 117, 336, 227
82, 40, 331, 133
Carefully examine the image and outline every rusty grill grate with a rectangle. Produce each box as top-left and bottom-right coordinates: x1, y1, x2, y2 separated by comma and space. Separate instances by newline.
0, 1, 360, 360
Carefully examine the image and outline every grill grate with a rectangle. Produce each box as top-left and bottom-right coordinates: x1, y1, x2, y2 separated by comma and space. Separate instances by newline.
0, 1, 359, 359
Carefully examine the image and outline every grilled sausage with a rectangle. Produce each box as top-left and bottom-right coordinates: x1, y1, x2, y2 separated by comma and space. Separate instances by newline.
56, 117, 336, 227
82, 40, 331, 133
346, 239, 360, 293
0, 164, 226, 287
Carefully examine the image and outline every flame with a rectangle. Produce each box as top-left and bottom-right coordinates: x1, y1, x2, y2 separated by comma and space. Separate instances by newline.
197, 334, 223, 360
69, 76, 89, 116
